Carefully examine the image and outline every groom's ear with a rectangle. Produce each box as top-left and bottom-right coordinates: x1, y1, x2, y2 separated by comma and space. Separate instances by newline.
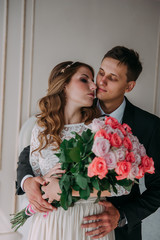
125, 81, 136, 93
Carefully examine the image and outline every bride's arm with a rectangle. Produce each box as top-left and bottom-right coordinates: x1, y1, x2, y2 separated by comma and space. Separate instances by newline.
41, 177, 61, 203
43, 163, 65, 179
42, 178, 111, 203
41, 163, 66, 203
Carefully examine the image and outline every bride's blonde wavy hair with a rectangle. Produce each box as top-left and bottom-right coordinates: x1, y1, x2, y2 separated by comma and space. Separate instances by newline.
35, 61, 100, 153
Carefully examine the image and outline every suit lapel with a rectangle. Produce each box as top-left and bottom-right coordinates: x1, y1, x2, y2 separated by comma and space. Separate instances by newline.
122, 97, 135, 128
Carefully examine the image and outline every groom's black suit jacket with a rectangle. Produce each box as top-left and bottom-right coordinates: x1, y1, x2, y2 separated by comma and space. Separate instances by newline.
16, 98, 160, 240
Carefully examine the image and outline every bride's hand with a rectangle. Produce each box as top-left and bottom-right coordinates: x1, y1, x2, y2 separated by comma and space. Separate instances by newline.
43, 163, 66, 179
41, 177, 61, 203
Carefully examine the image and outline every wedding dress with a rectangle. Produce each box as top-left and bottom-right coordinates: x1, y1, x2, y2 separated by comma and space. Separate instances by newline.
28, 122, 129, 240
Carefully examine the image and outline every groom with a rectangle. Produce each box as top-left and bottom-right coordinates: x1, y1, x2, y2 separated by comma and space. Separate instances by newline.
16, 46, 160, 240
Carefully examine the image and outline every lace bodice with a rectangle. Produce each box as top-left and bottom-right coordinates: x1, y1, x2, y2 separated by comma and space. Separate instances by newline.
30, 122, 129, 197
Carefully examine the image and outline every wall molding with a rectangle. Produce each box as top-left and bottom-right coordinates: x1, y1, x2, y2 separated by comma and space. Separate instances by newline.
28, 0, 36, 118
0, 0, 8, 169
153, 15, 160, 117
13, 0, 26, 213
14, 0, 36, 213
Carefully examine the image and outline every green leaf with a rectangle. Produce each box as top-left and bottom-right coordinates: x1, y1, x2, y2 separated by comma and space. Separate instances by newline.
61, 162, 70, 170
75, 174, 88, 189
59, 148, 75, 164
70, 163, 79, 173
74, 140, 83, 154
81, 129, 93, 143
72, 196, 81, 204
51, 200, 61, 208
67, 138, 76, 148
60, 139, 70, 149
69, 147, 81, 162
91, 178, 100, 190
100, 178, 110, 191
117, 179, 133, 187
58, 149, 66, 163
79, 185, 90, 199
67, 191, 72, 207
54, 153, 61, 158
97, 190, 101, 198
87, 156, 93, 163
60, 188, 73, 210
71, 131, 82, 141
94, 190, 101, 204
85, 141, 94, 153
59, 174, 71, 191
123, 184, 133, 192
112, 184, 118, 194
72, 183, 80, 191
60, 190, 68, 210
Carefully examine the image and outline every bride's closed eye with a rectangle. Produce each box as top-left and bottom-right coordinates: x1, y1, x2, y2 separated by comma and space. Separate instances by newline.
80, 78, 88, 83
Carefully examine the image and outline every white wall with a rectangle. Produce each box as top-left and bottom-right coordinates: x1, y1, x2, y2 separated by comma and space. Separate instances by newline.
0, 0, 160, 239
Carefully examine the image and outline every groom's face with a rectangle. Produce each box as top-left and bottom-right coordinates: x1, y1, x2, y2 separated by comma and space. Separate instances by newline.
96, 57, 134, 105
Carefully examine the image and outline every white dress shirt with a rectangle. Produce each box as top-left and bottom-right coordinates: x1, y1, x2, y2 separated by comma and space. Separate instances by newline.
97, 98, 126, 124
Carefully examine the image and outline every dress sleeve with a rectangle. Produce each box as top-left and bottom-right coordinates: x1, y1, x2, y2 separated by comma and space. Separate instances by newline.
30, 124, 42, 176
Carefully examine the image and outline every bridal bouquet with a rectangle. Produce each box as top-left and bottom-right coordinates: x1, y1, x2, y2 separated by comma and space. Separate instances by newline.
10, 116, 155, 231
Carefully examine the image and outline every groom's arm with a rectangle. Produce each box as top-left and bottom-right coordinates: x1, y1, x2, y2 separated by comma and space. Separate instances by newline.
120, 116, 160, 232
16, 145, 34, 195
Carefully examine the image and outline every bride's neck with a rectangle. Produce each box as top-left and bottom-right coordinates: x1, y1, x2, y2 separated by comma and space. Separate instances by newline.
64, 105, 83, 125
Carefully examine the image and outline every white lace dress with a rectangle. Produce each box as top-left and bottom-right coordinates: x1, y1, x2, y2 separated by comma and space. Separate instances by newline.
28, 122, 129, 240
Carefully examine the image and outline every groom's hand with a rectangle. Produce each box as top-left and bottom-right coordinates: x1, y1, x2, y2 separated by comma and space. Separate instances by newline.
81, 201, 120, 239
24, 176, 56, 212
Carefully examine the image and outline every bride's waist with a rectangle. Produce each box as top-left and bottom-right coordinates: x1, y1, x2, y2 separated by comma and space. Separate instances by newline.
74, 197, 106, 205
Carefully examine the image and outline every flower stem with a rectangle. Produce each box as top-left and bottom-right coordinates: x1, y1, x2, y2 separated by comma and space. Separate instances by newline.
82, 151, 92, 161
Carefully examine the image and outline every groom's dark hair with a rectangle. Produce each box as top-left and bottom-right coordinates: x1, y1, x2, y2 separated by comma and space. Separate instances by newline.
103, 46, 142, 82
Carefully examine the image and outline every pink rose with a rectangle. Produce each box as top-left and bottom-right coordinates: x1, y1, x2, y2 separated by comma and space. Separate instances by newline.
94, 129, 111, 140
114, 147, 126, 161
123, 137, 133, 150
104, 151, 117, 170
127, 133, 136, 143
115, 161, 132, 180
110, 133, 123, 148
105, 116, 120, 129
141, 155, 155, 174
132, 141, 140, 153
117, 125, 127, 136
125, 152, 135, 163
92, 137, 110, 157
139, 144, 146, 157
122, 123, 132, 134
114, 128, 125, 139
133, 153, 141, 165
136, 165, 145, 179
128, 164, 139, 180
91, 118, 105, 133
104, 124, 114, 134
88, 157, 108, 179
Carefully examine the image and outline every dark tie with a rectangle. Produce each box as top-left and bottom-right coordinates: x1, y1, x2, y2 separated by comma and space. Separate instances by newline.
101, 114, 109, 117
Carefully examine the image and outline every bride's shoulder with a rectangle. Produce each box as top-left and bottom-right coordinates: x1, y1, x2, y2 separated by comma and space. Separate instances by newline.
32, 122, 45, 135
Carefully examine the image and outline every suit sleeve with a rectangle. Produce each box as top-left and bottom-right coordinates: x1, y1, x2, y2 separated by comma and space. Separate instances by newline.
120, 117, 160, 233
16, 145, 35, 195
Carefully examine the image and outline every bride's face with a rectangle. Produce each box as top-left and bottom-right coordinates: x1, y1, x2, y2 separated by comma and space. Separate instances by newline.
65, 66, 96, 108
